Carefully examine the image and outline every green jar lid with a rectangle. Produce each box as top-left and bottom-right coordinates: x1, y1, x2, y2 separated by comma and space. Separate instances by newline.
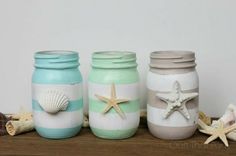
34, 50, 79, 69
91, 51, 137, 69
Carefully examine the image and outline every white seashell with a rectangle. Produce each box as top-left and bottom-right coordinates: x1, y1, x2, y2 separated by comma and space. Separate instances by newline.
216, 104, 236, 141
38, 90, 69, 114
219, 104, 236, 126
198, 104, 236, 144
227, 130, 236, 141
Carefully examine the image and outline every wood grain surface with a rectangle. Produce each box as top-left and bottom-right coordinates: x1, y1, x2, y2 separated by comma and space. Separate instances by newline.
1, 119, 236, 156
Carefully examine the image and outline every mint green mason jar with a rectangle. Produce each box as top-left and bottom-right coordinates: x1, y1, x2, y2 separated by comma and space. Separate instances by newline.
88, 51, 140, 139
32, 51, 83, 139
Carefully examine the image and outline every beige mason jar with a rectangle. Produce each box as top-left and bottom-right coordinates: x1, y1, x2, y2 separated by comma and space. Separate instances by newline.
147, 51, 199, 140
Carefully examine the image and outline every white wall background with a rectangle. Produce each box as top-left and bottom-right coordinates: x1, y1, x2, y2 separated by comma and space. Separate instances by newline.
0, 0, 235, 117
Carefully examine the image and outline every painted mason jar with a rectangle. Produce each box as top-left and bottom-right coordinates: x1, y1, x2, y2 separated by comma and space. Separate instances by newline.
89, 51, 140, 139
32, 51, 83, 139
147, 51, 199, 140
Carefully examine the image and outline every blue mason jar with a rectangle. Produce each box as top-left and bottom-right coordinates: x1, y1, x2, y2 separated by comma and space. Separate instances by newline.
32, 51, 83, 139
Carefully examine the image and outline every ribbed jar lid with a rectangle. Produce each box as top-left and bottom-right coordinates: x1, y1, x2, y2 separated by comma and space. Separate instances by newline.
34, 50, 79, 69
91, 51, 137, 69
150, 51, 196, 69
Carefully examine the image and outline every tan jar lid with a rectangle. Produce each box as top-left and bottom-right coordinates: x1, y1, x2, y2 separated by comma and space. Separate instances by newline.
150, 51, 196, 69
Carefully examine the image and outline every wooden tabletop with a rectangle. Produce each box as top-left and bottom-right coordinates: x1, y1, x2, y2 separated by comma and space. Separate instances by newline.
1, 120, 236, 156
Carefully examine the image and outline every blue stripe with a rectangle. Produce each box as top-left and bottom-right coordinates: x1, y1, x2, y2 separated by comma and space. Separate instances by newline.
35, 125, 82, 139
32, 99, 83, 112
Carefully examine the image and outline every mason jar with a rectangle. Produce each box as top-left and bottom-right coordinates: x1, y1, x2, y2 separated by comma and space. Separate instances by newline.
88, 51, 140, 139
32, 51, 83, 139
147, 51, 199, 140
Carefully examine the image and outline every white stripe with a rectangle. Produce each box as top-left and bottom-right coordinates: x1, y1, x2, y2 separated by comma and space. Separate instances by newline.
147, 71, 198, 92
89, 111, 140, 130
33, 110, 83, 129
88, 82, 139, 100
147, 104, 198, 127
32, 83, 83, 101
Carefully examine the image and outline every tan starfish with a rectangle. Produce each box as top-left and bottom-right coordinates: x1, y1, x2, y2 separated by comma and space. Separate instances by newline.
95, 83, 129, 119
198, 119, 236, 147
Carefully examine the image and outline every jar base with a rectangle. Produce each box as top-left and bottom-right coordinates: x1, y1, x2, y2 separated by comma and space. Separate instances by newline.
147, 121, 197, 140
90, 127, 137, 140
35, 125, 82, 139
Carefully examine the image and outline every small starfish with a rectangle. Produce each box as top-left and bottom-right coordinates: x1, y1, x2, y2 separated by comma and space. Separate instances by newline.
156, 81, 198, 119
198, 119, 236, 147
95, 83, 129, 119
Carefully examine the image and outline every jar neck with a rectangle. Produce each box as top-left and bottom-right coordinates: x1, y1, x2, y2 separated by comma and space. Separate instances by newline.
91, 51, 137, 69
149, 51, 196, 74
150, 67, 196, 75
34, 51, 79, 69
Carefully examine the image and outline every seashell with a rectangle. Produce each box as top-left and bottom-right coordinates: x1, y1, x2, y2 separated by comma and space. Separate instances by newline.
227, 130, 236, 141
38, 90, 69, 114
6, 120, 34, 136
210, 104, 236, 141
10, 112, 33, 121
0, 112, 10, 136
199, 111, 211, 126
219, 104, 236, 126
83, 115, 89, 128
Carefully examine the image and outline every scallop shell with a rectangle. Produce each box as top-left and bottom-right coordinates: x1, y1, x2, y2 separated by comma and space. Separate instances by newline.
38, 90, 69, 114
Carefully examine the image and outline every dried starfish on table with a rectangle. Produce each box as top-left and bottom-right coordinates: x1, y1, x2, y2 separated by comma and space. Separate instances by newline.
156, 81, 198, 119
95, 83, 129, 119
198, 119, 236, 147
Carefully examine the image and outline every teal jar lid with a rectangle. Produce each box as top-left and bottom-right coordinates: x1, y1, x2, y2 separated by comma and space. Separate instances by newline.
34, 50, 79, 69
91, 51, 137, 69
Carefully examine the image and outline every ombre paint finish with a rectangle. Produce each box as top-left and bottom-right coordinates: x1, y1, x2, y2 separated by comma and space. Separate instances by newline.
88, 51, 140, 139
32, 51, 83, 139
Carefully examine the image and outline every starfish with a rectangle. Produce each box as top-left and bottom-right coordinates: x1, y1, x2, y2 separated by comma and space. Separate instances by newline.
156, 81, 198, 119
198, 119, 236, 147
95, 83, 129, 119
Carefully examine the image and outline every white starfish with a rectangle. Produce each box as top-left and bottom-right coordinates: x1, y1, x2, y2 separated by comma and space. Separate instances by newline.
156, 81, 198, 120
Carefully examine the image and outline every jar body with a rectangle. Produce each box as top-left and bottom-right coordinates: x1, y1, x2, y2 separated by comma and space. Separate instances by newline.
88, 52, 140, 139
147, 51, 199, 140
32, 51, 83, 139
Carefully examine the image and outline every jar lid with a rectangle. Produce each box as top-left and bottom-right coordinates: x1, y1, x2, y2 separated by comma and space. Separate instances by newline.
150, 51, 196, 69
34, 50, 79, 69
91, 51, 137, 69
